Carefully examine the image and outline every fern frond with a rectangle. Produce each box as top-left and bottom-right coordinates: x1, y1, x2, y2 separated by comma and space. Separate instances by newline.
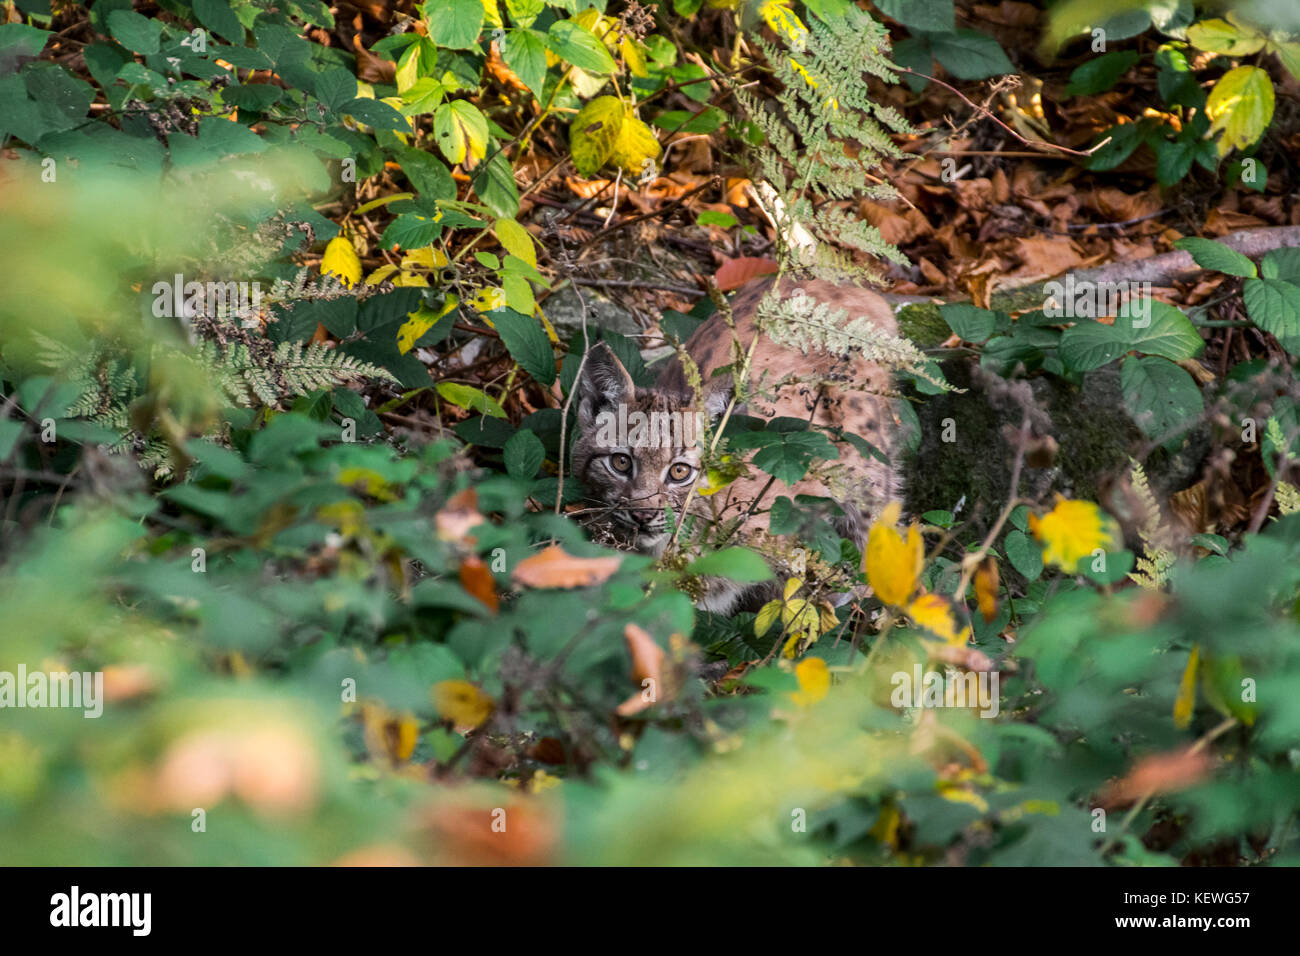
1127, 457, 1176, 590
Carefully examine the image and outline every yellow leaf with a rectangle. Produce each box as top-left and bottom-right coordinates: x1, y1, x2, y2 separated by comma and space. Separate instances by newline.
788, 656, 830, 707
907, 592, 972, 646
322, 235, 362, 288
481, 0, 502, 29
397, 294, 458, 355
609, 111, 662, 177
336, 466, 396, 501
402, 246, 450, 270
755, 599, 783, 637
470, 286, 508, 312
620, 37, 649, 77
366, 263, 399, 285
1206, 65, 1275, 155
868, 803, 901, 848
1028, 497, 1117, 571
494, 218, 536, 268
864, 501, 923, 606
974, 556, 999, 624
432, 680, 494, 731
569, 95, 624, 177
759, 0, 809, 51
1174, 644, 1199, 729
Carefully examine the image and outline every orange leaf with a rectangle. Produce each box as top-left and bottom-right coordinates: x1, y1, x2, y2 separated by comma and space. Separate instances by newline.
459, 554, 499, 613
1100, 748, 1212, 808
616, 623, 666, 716
511, 545, 621, 589
714, 256, 779, 292
435, 488, 485, 544
974, 556, 999, 624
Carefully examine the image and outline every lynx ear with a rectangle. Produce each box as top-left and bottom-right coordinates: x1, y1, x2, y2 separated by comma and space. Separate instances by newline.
701, 370, 739, 423
577, 341, 635, 429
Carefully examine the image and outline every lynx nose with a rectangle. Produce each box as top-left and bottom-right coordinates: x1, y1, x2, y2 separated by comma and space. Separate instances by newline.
630, 509, 661, 528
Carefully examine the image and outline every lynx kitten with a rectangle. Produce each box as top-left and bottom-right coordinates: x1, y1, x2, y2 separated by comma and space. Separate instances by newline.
572, 277, 905, 613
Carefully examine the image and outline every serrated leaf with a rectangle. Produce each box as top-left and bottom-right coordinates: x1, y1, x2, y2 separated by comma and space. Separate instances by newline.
569, 95, 624, 176
1004, 529, 1042, 581
107, 10, 162, 54
1120, 355, 1203, 440
1206, 65, 1274, 155
437, 382, 506, 418
494, 218, 536, 267
434, 99, 489, 167
1243, 277, 1300, 353
502, 27, 547, 96
321, 235, 362, 287
1173, 237, 1257, 277
428, 0, 484, 50
548, 19, 616, 74
504, 428, 545, 479
1186, 17, 1265, 56
490, 308, 555, 385
1115, 299, 1204, 360
1261, 248, 1300, 284
609, 112, 661, 176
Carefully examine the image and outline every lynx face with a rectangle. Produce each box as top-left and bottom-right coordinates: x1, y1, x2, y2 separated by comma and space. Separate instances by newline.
571, 343, 724, 553
572, 277, 904, 614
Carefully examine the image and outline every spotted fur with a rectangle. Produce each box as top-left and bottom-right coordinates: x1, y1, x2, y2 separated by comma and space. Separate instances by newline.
572, 277, 904, 613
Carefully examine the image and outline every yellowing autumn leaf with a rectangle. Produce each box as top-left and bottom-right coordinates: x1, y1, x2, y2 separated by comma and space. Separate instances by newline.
616, 623, 668, 716
432, 680, 494, 731
512, 544, 622, 589
788, 656, 830, 707
470, 285, 508, 312
322, 235, 362, 288
494, 218, 536, 268
1206, 65, 1275, 155
1174, 644, 1199, 729
1186, 17, 1266, 56
864, 501, 923, 606
434, 99, 489, 168
397, 293, 458, 354
1028, 497, 1117, 571
760, 0, 809, 51
907, 592, 972, 646
570, 95, 624, 177
609, 112, 661, 177
974, 556, 999, 624
362, 703, 420, 763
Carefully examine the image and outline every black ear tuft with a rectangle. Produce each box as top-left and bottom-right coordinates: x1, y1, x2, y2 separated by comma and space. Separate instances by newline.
577, 341, 635, 428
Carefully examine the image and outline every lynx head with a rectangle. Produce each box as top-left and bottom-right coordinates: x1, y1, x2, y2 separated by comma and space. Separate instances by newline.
571, 342, 731, 553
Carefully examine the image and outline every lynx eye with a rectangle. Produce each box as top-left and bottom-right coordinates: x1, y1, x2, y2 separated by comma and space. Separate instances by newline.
667, 462, 694, 483
608, 453, 633, 474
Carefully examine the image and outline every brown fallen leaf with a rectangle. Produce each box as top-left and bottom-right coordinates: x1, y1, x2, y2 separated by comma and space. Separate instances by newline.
436, 487, 485, 544
1099, 747, 1212, 808
459, 554, 499, 613
511, 544, 622, 589
714, 256, 779, 292
616, 623, 668, 716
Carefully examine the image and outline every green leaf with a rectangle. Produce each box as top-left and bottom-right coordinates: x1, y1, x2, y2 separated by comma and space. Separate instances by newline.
876, 0, 954, 32
345, 96, 410, 131
428, 0, 484, 50
395, 147, 457, 201
939, 303, 998, 342
548, 19, 616, 74
1186, 17, 1266, 56
314, 68, 357, 113
1115, 299, 1204, 361
1261, 248, 1300, 284
729, 428, 839, 484
0, 23, 50, 62
490, 308, 555, 385
505, 0, 545, 28
107, 9, 162, 54
502, 27, 547, 96
1243, 277, 1300, 354
1058, 321, 1128, 372
503, 428, 546, 479
1004, 529, 1042, 581
471, 150, 520, 218
193, 0, 245, 43
1172, 237, 1257, 277
1120, 355, 1203, 440
1066, 50, 1139, 96
929, 30, 1013, 81
686, 547, 774, 582
437, 382, 506, 418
